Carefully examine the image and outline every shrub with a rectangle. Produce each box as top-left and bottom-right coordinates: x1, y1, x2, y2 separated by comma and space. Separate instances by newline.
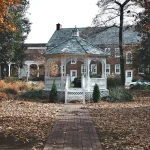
18, 83, 28, 91
20, 90, 45, 99
0, 92, 8, 100
73, 77, 81, 87
4, 77, 18, 83
109, 86, 133, 102
0, 80, 5, 89
49, 80, 57, 102
107, 77, 121, 88
4, 88, 18, 95
93, 84, 101, 103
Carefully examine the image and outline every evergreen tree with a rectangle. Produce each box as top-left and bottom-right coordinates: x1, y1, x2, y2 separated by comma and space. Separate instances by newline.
49, 80, 58, 103
93, 84, 101, 103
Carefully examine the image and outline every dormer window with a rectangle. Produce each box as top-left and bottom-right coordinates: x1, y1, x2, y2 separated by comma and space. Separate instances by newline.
105, 48, 111, 56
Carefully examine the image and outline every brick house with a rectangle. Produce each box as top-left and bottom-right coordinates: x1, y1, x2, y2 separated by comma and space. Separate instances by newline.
0, 43, 47, 80
0, 23, 141, 87
46, 24, 141, 86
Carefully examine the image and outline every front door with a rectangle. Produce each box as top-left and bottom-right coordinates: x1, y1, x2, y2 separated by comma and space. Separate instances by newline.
70, 70, 77, 82
125, 70, 133, 84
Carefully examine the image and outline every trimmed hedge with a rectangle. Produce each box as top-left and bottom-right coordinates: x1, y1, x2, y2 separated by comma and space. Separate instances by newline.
49, 80, 57, 102
93, 84, 101, 103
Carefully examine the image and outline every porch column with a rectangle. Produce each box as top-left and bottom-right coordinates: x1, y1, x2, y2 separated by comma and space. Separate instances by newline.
61, 56, 64, 90
45, 59, 50, 78
37, 65, 39, 77
8, 63, 11, 77
101, 58, 106, 78
87, 58, 91, 91
27, 64, 30, 77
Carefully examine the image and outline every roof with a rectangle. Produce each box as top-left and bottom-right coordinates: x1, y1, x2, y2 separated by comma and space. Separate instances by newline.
45, 36, 107, 55
46, 27, 141, 48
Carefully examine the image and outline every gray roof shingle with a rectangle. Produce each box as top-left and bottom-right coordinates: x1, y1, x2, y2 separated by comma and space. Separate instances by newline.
45, 36, 106, 55
46, 27, 141, 48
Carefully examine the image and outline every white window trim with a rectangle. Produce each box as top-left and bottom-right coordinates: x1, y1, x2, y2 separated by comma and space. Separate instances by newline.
81, 64, 86, 74
115, 64, 120, 74
71, 59, 76, 64
126, 51, 132, 64
70, 70, 77, 77
115, 48, 120, 57
106, 64, 110, 75
91, 64, 97, 74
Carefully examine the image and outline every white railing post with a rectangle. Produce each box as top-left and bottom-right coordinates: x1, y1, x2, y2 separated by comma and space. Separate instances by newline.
83, 88, 85, 104
65, 75, 69, 104
82, 74, 85, 104
81, 74, 85, 88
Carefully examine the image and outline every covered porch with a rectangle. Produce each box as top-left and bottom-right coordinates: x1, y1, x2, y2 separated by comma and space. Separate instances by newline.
43, 27, 109, 103
44, 55, 109, 103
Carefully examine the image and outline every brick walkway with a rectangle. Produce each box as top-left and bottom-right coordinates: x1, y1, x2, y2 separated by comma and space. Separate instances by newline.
43, 104, 102, 150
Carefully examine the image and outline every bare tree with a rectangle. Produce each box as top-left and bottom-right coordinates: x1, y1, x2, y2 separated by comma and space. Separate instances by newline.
93, 0, 142, 86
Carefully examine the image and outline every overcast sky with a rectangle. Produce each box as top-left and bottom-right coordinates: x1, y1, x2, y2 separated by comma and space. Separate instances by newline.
25, 0, 98, 43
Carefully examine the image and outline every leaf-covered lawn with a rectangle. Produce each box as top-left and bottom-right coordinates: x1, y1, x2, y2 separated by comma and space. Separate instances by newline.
88, 95, 150, 150
0, 100, 62, 149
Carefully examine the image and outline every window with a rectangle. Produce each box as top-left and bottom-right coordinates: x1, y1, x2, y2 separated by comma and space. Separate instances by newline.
126, 52, 132, 64
138, 67, 144, 74
115, 48, 120, 57
138, 65, 150, 74
71, 59, 76, 64
91, 64, 97, 74
127, 71, 131, 77
81, 64, 86, 74
105, 48, 111, 56
115, 64, 120, 74
106, 64, 110, 75
72, 71, 76, 76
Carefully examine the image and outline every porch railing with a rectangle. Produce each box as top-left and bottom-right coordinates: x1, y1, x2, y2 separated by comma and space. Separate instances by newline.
90, 78, 107, 90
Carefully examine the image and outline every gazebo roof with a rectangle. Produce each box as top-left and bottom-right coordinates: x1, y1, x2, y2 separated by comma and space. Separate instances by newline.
44, 35, 107, 56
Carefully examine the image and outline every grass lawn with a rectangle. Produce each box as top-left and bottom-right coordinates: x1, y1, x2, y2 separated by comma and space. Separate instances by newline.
88, 91, 150, 150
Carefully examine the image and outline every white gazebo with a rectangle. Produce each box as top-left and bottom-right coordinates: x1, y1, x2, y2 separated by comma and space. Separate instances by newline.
43, 27, 109, 103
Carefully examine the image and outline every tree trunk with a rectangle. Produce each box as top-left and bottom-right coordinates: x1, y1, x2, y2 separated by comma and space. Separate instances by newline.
119, 6, 125, 86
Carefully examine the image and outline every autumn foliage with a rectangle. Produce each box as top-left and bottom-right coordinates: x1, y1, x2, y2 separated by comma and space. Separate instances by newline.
0, 0, 21, 31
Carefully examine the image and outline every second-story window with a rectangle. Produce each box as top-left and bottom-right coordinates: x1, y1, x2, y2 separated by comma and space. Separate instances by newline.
115, 64, 120, 74
115, 48, 120, 57
126, 52, 132, 64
